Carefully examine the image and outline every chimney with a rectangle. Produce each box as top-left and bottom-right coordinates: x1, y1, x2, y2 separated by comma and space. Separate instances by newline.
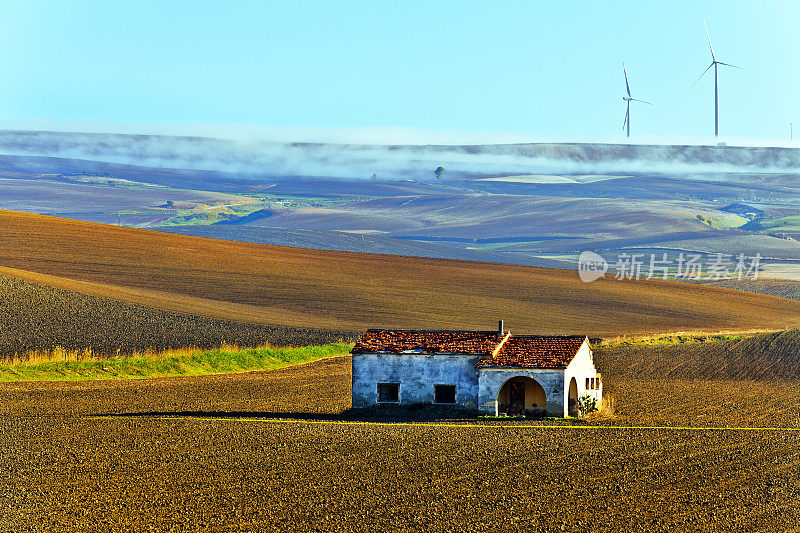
498, 320, 504, 335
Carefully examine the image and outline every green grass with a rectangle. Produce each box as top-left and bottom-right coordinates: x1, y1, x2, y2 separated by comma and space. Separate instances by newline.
696, 213, 748, 229
755, 215, 800, 231
599, 333, 747, 347
0, 343, 353, 382
158, 212, 232, 226
153, 195, 357, 227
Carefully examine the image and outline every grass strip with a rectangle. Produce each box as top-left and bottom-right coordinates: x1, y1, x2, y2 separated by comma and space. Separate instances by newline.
0, 343, 353, 382
598, 331, 753, 347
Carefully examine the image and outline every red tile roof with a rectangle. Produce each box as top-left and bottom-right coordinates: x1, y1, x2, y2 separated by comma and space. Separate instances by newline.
479, 335, 586, 369
352, 330, 587, 369
352, 329, 501, 355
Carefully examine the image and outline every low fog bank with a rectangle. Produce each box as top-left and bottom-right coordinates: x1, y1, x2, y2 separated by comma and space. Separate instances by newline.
1, 129, 800, 180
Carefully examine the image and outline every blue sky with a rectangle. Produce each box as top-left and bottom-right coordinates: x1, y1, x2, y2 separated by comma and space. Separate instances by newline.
0, 1, 797, 143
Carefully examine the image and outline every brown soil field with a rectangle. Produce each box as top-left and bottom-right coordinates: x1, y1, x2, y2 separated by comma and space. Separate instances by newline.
3, 209, 800, 336
594, 329, 800, 382
0, 274, 355, 358
3, 357, 799, 532
705, 278, 800, 301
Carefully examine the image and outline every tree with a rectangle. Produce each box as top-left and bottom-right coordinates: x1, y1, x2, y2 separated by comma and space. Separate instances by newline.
434, 166, 445, 180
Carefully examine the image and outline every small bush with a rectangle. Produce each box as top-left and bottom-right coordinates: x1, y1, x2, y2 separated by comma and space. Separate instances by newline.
577, 394, 598, 418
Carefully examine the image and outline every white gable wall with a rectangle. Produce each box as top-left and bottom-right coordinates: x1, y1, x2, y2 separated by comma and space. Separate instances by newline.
563, 339, 602, 416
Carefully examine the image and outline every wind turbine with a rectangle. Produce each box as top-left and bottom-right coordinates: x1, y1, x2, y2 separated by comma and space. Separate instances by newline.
621, 62, 652, 138
690, 20, 742, 137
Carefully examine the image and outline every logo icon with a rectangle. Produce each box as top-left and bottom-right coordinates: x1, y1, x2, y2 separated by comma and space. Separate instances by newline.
578, 251, 608, 282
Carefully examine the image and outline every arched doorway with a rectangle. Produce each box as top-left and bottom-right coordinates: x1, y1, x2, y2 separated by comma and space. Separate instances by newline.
497, 376, 546, 417
567, 377, 578, 417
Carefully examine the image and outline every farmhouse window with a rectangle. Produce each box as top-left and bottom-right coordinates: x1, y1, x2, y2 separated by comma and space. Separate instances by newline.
434, 384, 457, 404
586, 378, 591, 390
377, 383, 399, 403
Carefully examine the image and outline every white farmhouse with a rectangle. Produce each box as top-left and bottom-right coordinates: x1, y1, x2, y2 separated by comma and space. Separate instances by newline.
351, 322, 602, 417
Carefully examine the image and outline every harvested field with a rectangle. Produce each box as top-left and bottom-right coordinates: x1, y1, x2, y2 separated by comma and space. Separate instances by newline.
0, 274, 355, 358
3, 357, 800, 531
2, 210, 800, 336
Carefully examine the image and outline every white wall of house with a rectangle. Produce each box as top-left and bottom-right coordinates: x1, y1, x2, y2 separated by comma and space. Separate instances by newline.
351, 341, 600, 418
477, 369, 565, 417
564, 340, 603, 416
351, 354, 480, 408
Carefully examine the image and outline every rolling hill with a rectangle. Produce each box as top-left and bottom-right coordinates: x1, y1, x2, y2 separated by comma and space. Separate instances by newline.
5, 132, 800, 278
2, 209, 800, 338
158, 225, 570, 268
0, 273, 352, 357
596, 329, 800, 381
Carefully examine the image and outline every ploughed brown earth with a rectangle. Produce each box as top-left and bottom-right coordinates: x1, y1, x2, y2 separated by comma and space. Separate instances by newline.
4, 208, 800, 530
4, 356, 800, 532
3, 209, 800, 336
0, 274, 355, 358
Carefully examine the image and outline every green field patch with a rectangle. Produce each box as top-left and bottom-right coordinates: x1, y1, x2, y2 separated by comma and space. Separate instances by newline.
0, 343, 353, 382
755, 215, 800, 231
695, 213, 748, 229
599, 332, 747, 347
153, 195, 359, 227
158, 212, 232, 226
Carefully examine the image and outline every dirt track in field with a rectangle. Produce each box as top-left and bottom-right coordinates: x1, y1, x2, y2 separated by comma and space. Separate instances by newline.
3, 357, 800, 532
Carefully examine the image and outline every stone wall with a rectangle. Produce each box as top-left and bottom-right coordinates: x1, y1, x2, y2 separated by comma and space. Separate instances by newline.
477, 369, 565, 417
351, 354, 480, 409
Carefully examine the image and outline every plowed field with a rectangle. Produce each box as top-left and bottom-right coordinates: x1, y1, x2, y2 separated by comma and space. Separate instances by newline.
3, 209, 800, 335
3, 357, 799, 532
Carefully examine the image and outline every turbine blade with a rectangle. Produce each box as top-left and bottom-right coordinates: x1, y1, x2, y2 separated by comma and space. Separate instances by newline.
623, 61, 631, 97
623, 107, 629, 131
717, 61, 745, 70
704, 19, 716, 60
631, 98, 654, 105
689, 63, 714, 91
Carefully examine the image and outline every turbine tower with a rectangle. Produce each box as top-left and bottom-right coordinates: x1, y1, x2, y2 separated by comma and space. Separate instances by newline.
621, 62, 652, 138
690, 20, 742, 137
